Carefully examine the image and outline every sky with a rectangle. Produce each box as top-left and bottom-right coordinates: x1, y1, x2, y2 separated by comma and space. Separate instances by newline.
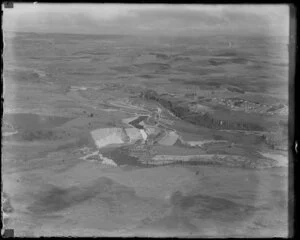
3, 3, 290, 37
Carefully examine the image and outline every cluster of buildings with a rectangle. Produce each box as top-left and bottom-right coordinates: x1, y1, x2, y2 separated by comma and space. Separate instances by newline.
212, 97, 287, 115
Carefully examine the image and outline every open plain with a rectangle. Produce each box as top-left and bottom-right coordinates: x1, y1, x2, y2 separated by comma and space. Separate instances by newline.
2, 5, 290, 237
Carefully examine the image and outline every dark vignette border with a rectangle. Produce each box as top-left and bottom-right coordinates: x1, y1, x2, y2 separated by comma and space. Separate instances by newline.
289, 4, 296, 239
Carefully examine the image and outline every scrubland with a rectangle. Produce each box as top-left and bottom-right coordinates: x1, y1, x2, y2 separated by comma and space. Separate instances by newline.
2, 32, 289, 237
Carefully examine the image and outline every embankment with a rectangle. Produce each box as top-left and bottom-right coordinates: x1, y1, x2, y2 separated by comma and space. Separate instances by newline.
140, 90, 265, 131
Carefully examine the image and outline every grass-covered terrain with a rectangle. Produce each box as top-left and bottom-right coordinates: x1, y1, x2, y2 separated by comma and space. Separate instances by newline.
2, 31, 289, 237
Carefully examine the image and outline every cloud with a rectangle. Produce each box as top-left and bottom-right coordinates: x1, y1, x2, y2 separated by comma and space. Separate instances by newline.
3, 3, 289, 36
